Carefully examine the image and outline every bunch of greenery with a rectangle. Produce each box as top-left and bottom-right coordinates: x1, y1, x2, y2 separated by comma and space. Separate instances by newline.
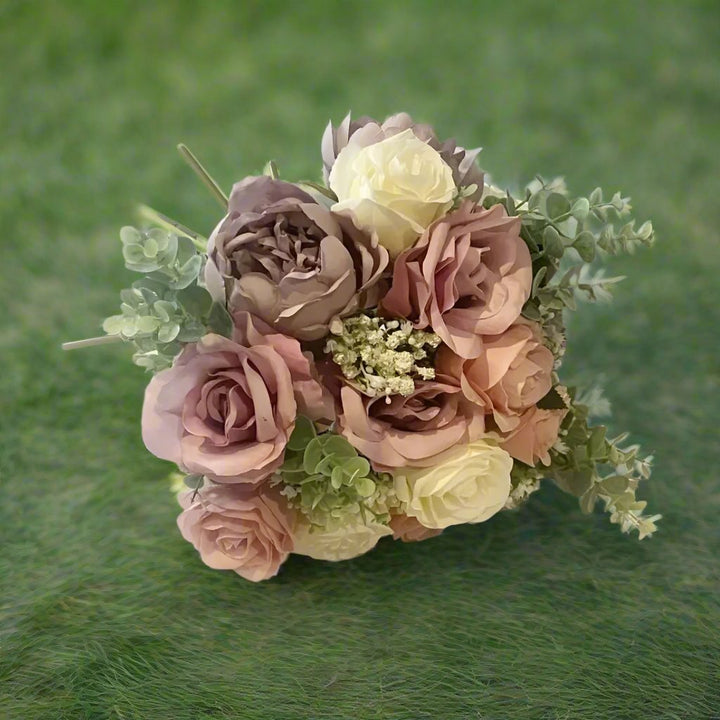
483, 178, 658, 536
272, 417, 395, 530
103, 226, 231, 371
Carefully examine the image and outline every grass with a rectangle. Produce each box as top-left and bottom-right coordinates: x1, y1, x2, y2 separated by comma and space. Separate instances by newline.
1, 1, 719, 718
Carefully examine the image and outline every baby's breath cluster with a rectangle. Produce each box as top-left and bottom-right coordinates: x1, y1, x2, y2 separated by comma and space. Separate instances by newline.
325, 313, 441, 398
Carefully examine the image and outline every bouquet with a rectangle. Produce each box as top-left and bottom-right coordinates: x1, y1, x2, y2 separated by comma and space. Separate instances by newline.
65, 113, 660, 581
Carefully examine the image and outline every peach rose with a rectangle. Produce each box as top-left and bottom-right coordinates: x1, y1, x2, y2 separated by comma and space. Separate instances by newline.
381, 202, 532, 359
335, 381, 485, 471
500, 406, 567, 466
437, 320, 554, 434
142, 313, 331, 484
177, 483, 293, 582
389, 513, 443, 543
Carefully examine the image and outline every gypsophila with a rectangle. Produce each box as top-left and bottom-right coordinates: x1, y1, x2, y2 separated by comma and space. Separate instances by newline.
325, 313, 441, 399
505, 463, 543, 510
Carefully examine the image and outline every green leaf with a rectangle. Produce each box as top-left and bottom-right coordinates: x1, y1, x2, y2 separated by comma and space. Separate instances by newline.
545, 193, 571, 220
537, 386, 568, 410
287, 416, 316, 451
183, 474, 204, 490
343, 456, 371, 479
206, 302, 233, 338
570, 197, 590, 221
354, 476, 376, 498
542, 226, 565, 258
588, 426, 607, 459
573, 231, 596, 262
303, 438, 323, 475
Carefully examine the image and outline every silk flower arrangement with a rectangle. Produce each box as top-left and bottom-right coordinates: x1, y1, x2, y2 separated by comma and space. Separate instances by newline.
64, 113, 660, 581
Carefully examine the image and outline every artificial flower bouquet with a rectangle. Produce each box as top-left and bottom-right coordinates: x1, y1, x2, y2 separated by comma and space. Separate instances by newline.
65, 113, 660, 581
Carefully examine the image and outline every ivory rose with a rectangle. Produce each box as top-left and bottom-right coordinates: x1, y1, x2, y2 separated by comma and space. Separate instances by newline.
329, 129, 456, 258
381, 202, 532, 359
322, 112, 484, 201
437, 320, 554, 434
142, 313, 331, 485
206, 176, 388, 341
500, 406, 567, 467
292, 516, 392, 561
335, 381, 485, 471
177, 483, 293, 582
393, 439, 513, 529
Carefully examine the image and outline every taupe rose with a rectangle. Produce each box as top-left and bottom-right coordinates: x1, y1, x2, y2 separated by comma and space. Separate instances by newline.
335, 380, 485, 471
206, 176, 388, 341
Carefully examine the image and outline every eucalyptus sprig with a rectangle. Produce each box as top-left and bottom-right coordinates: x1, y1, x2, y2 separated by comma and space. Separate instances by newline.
547, 391, 660, 539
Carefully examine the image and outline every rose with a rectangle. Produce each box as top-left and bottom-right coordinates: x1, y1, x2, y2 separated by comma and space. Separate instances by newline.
322, 111, 484, 200
142, 313, 332, 484
335, 380, 485, 471
381, 202, 532, 359
500, 406, 567, 467
328, 129, 456, 258
393, 439, 513, 529
206, 176, 388, 341
388, 513, 443, 543
177, 483, 293, 582
437, 320, 554, 434
292, 516, 392, 561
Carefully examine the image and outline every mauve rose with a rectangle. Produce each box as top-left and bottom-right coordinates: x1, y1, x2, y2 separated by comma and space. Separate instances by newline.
335, 380, 485, 471
142, 313, 332, 485
321, 112, 484, 201
437, 320, 554, 434
500, 406, 567, 467
381, 202, 532, 359
389, 513, 443, 543
206, 176, 388, 341
177, 484, 293, 582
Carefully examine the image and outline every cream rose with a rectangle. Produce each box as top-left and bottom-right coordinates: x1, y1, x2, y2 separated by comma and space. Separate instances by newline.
329, 128, 456, 258
393, 439, 512, 529
292, 517, 392, 562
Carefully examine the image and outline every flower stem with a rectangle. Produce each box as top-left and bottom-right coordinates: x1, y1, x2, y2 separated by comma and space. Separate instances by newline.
62, 335, 123, 351
177, 143, 228, 209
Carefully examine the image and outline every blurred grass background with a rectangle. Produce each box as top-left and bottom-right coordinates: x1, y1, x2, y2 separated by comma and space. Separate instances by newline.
1, 1, 719, 718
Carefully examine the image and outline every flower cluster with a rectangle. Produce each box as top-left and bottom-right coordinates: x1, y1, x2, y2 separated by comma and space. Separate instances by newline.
77, 112, 660, 581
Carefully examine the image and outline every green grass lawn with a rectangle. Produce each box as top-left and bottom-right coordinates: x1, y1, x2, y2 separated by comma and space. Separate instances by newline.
2, 2, 719, 718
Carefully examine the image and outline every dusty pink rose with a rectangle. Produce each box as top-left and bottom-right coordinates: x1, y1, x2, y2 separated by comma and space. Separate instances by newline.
437, 320, 554, 434
142, 313, 332, 484
177, 483, 294, 582
381, 202, 532, 359
335, 380, 485, 471
389, 513, 443, 543
321, 112, 484, 200
206, 175, 388, 341
500, 406, 567, 467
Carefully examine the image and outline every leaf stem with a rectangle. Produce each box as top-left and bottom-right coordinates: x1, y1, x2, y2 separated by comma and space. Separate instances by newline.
177, 143, 228, 209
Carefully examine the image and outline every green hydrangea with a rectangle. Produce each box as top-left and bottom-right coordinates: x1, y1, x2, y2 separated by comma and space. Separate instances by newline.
325, 313, 441, 399
272, 417, 395, 531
